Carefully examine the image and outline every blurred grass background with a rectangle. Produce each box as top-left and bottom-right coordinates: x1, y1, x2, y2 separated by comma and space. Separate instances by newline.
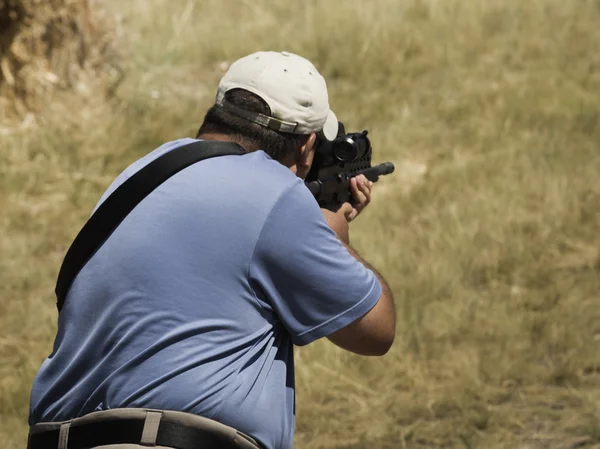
1, 0, 600, 447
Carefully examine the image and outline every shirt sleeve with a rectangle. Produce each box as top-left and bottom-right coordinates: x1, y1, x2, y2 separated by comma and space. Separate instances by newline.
249, 179, 383, 346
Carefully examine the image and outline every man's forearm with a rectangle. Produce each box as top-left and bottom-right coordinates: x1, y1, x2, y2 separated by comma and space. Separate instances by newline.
320, 203, 396, 354
320, 206, 394, 306
342, 241, 394, 304
322, 206, 397, 355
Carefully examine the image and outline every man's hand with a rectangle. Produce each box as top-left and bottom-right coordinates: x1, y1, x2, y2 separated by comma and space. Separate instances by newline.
321, 175, 373, 243
347, 174, 373, 222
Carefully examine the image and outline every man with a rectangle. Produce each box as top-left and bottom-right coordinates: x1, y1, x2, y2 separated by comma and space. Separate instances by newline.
28, 51, 395, 449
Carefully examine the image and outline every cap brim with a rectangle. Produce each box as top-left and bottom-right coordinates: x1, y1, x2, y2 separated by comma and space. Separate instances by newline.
322, 110, 338, 141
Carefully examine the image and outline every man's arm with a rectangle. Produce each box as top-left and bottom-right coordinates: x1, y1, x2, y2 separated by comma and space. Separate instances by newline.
321, 177, 396, 356
249, 176, 394, 350
327, 241, 396, 356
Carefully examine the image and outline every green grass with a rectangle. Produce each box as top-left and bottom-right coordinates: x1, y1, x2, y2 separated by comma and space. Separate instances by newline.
1, 0, 600, 447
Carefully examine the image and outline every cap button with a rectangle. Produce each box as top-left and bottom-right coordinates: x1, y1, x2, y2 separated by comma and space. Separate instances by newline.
281, 51, 291, 57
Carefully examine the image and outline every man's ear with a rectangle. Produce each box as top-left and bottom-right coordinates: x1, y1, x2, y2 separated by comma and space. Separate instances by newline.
297, 133, 317, 170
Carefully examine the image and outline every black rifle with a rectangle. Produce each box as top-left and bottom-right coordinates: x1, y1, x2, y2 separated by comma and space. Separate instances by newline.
305, 122, 395, 209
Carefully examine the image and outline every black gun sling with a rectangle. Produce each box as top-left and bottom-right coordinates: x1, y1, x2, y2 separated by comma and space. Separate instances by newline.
55, 140, 246, 312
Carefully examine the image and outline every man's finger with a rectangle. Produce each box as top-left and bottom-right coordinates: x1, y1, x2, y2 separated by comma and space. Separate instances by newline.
358, 178, 371, 203
337, 202, 357, 222
350, 178, 363, 199
337, 202, 353, 215
352, 182, 367, 206
345, 206, 358, 222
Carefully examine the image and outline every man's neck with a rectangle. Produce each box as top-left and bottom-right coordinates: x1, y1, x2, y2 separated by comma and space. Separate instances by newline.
197, 131, 299, 173
196, 132, 256, 152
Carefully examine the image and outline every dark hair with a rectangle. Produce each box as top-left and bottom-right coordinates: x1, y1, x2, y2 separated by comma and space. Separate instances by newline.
196, 89, 309, 162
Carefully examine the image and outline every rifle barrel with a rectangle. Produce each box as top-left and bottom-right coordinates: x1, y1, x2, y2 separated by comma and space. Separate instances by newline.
304, 162, 395, 201
358, 162, 395, 182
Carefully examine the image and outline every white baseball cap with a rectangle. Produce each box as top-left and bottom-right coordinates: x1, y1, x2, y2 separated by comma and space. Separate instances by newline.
216, 51, 339, 141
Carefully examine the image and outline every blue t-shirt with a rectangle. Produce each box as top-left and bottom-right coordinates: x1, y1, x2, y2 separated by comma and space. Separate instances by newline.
29, 138, 382, 449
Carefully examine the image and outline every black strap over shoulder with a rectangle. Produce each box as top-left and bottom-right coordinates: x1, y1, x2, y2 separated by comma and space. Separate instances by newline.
55, 140, 246, 311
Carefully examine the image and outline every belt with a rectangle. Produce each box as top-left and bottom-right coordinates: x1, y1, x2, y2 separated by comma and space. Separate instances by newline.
27, 417, 241, 449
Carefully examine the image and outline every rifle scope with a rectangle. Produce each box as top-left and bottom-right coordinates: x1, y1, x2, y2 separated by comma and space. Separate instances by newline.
332, 131, 370, 162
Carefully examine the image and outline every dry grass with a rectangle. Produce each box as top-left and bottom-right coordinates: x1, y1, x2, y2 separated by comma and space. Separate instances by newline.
1, 0, 600, 447
0, 0, 120, 118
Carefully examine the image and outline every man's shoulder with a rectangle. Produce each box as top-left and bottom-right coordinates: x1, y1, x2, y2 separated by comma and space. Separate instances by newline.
96, 138, 299, 209
123, 138, 198, 178
179, 142, 302, 199
94, 138, 198, 209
